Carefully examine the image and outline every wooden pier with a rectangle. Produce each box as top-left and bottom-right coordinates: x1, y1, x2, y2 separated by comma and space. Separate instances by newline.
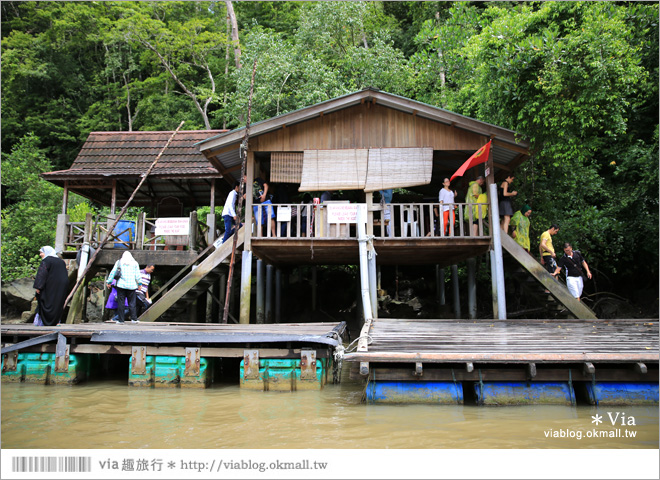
344, 318, 659, 383
1, 322, 346, 390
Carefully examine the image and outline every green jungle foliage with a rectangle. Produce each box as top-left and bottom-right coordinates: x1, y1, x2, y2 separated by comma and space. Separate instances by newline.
1, 1, 658, 302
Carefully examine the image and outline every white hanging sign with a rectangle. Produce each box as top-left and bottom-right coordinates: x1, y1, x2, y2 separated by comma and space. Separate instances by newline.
155, 217, 190, 236
327, 204, 366, 224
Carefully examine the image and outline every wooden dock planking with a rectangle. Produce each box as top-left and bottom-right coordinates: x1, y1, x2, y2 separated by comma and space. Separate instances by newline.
344, 318, 659, 364
1, 322, 347, 356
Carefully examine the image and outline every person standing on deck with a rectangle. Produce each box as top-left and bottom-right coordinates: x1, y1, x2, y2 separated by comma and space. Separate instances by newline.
253, 176, 277, 237
539, 224, 560, 274
553, 242, 592, 301
222, 182, 241, 243
33, 246, 68, 326
437, 178, 457, 236
464, 175, 485, 236
510, 205, 532, 252
136, 264, 155, 316
107, 251, 142, 324
379, 189, 393, 236
498, 175, 518, 234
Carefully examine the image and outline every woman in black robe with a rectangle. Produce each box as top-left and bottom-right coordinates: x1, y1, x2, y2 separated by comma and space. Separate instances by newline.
33, 246, 69, 326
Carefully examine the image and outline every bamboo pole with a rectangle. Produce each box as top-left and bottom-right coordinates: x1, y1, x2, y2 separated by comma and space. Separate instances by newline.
222, 58, 258, 324
63, 121, 185, 309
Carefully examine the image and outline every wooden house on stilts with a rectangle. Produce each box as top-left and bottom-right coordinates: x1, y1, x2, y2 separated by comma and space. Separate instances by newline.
13, 88, 654, 401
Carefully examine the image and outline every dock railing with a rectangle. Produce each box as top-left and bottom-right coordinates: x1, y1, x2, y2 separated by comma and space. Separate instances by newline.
57, 211, 202, 253
252, 202, 490, 240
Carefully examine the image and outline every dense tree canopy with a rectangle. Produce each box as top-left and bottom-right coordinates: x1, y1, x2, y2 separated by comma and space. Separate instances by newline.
1, 1, 658, 304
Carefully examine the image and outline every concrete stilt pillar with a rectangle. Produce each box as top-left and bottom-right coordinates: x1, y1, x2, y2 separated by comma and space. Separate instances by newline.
436, 266, 446, 306
275, 268, 282, 323
265, 264, 274, 324
452, 264, 461, 319
490, 251, 498, 320
368, 254, 378, 318
311, 266, 317, 312
256, 258, 265, 324
239, 251, 253, 324
467, 257, 477, 320
489, 183, 507, 319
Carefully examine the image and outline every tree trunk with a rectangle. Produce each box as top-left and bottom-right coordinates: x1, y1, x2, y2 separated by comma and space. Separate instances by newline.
225, 0, 241, 70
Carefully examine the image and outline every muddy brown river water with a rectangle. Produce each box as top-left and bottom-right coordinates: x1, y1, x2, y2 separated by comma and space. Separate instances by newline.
2, 369, 657, 450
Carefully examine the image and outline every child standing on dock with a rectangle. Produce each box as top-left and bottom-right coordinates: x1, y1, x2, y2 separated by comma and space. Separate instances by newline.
136, 264, 155, 315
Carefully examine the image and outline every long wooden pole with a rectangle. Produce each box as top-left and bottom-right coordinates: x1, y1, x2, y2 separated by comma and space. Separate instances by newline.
222, 58, 257, 324
63, 121, 185, 308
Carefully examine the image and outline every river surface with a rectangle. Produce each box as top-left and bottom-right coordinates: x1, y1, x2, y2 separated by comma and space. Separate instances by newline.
2, 369, 657, 450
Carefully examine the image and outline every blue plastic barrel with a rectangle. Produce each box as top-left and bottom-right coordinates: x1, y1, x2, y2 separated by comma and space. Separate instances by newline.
475, 382, 575, 406
366, 381, 463, 404
585, 382, 659, 406
113, 220, 135, 248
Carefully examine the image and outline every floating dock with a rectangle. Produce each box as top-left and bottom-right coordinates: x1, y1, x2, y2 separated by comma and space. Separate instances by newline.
344, 318, 659, 405
1, 322, 346, 391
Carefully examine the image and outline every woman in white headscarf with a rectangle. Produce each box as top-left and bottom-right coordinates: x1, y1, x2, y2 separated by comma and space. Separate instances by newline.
107, 251, 142, 324
33, 246, 69, 326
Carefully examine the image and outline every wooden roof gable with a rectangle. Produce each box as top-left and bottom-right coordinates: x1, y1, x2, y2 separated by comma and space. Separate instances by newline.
198, 88, 529, 154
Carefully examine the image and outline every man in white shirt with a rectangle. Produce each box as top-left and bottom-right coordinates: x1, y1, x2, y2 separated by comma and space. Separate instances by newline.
222, 182, 241, 243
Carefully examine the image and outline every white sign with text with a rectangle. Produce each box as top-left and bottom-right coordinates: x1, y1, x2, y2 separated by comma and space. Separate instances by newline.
154, 217, 190, 236
327, 204, 366, 224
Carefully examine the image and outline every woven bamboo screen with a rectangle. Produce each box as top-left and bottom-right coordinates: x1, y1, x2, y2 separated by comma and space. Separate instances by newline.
363, 147, 433, 192
271, 152, 303, 183
299, 149, 368, 191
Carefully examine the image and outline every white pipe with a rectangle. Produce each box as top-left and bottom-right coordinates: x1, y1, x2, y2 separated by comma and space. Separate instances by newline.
489, 183, 507, 319
356, 205, 373, 320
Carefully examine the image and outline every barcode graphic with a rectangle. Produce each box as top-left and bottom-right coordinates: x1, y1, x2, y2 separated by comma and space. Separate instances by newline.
12, 456, 92, 473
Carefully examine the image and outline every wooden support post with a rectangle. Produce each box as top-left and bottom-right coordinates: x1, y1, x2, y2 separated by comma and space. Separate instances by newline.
206, 285, 213, 323
583, 362, 595, 376
62, 181, 69, 215
110, 179, 117, 214
206, 213, 217, 246
210, 178, 216, 214
467, 257, 477, 320
136, 212, 145, 250
451, 264, 461, 319
527, 363, 537, 379
54, 334, 69, 373
106, 214, 116, 249
265, 264, 274, 324
256, 259, 265, 324
188, 211, 198, 250
55, 214, 69, 254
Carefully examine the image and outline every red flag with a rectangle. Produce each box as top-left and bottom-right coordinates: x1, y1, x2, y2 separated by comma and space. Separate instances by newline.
450, 140, 492, 182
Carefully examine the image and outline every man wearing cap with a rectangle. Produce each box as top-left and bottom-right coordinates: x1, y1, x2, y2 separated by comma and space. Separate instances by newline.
510, 205, 532, 252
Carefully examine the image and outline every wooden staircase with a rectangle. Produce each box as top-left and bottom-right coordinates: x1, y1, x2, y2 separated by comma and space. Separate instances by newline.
500, 232, 597, 319
139, 227, 244, 322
